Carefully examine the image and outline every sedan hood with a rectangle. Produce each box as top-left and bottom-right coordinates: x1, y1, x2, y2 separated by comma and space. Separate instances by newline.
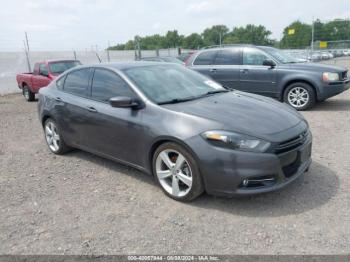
286, 62, 346, 72
163, 92, 304, 139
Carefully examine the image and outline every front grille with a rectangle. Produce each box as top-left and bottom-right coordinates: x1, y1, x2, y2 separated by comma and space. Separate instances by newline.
275, 130, 308, 154
340, 71, 348, 81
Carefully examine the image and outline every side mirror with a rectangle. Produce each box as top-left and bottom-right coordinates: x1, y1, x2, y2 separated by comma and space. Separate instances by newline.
109, 96, 143, 109
263, 59, 276, 68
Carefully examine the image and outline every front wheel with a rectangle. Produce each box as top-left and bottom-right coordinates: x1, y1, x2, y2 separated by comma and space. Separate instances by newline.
153, 142, 204, 202
23, 85, 35, 102
284, 82, 316, 111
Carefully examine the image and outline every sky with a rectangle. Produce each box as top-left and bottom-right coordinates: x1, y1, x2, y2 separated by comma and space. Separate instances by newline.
0, 0, 349, 51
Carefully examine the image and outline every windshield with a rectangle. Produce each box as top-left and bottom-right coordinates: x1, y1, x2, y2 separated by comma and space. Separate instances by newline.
123, 64, 226, 104
49, 61, 81, 74
262, 47, 300, 64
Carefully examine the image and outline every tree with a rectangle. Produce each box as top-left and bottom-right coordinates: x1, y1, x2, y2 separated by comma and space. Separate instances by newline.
225, 24, 272, 45
280, 21, 312, 49
322, 19, 350, 41
183, 33, 203, 49
202, 25, 229, 46
165, 30, 183, 48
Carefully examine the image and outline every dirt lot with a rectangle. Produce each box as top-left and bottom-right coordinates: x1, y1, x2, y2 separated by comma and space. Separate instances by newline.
1, 77, 350, 255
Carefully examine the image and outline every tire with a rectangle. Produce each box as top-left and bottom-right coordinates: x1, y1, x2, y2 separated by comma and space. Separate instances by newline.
283, 82, 316, 111
23, 85, 35, 102
43, 118, 71, 155
152, 142, 204, 202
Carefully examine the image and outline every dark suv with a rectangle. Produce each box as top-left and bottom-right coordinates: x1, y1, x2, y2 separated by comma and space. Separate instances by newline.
187, 45, 349, 110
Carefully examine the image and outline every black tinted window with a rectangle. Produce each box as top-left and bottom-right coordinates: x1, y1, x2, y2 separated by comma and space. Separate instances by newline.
193, 51, 217, 65
91, 69, 135, 102
39, 64, 48, 75
214, 49, 241, 65
243, 48, 269, 65
64, 69, 90, 96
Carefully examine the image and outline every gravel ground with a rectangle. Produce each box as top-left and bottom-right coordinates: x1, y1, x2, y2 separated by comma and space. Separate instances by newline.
1, 82, 350, 255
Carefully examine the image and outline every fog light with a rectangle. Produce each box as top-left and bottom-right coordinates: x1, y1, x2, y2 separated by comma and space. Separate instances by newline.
242, 179, 249, 187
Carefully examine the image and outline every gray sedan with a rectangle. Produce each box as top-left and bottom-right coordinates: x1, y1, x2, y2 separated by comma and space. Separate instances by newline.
38, 62, 312, 201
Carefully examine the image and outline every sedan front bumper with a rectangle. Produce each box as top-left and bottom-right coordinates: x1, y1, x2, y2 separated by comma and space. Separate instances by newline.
187, 133, 312, 197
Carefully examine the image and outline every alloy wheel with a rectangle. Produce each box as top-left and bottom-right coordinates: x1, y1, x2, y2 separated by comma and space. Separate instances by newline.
287, 87, 309, 108
45, 121, 60, 152
155, 149, 193, 198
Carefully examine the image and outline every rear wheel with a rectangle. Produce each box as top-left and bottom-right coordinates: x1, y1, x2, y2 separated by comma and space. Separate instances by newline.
23, 85, 35, 102
44, 119, 71, 155
153, 142, 204, 202
284, 82, 316, 111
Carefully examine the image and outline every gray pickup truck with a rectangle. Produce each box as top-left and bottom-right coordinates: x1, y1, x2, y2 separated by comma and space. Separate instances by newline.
187, 45, 349, 110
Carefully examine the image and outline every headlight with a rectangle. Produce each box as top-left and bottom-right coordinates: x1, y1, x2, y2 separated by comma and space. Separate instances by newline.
323, 72, 339, 82
201, 130, 271, 153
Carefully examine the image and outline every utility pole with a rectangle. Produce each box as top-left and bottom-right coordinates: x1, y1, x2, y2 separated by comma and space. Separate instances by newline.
23, 32, 31, 72
25, 32, 30, 51
219, 32, 222, 47
311, 17, 315, 60
107, 41, 111, 62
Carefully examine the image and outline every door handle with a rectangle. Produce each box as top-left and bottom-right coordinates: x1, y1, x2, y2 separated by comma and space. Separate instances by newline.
55, 97, 62, 102
240, 69, 249, 73
210, 68, 218, 73
87, 106, 98, 113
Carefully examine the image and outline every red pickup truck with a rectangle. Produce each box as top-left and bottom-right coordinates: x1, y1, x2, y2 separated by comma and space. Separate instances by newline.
16, 60, 81, 101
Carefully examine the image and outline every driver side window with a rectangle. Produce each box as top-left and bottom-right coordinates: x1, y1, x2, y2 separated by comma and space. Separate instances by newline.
243, 48, 269, 66
91, 69, 136, 102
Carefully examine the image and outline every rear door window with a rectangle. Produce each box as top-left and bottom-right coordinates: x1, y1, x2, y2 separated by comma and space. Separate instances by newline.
214, 48, 241, 65
193, 50, 218, 65
63, 68, 91, 97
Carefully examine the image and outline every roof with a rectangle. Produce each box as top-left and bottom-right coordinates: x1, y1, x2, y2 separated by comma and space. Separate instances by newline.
200, 44, 275, 51
36, 59, 80, 64
92, 61, 176, 70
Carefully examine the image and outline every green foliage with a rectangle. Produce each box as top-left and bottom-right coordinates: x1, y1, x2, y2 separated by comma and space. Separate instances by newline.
108, 19, 350, 50
280, 19, 350, 49
183, 33, 204, 49
225, 25, 272, 45
280, 21, 312, 49
201, 25, 229, 46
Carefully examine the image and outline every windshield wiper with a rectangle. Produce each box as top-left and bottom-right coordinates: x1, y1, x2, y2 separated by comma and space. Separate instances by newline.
158, 90, 229, 105
206, 89, 229, 95
158, 97, 197, 105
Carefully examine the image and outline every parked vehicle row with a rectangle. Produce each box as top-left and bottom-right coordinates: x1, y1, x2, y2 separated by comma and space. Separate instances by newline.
38, 62, 313, 201
284, 49, 350, 62
16, 60, 81, 101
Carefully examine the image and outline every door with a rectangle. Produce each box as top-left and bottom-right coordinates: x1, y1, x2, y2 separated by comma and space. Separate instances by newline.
239, 47, 278, 97
32, 63, 51, 90
54, 68, 93, 147
209, 48, 242, 89
84, 68, 145, 166
190, 50, 218, 78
